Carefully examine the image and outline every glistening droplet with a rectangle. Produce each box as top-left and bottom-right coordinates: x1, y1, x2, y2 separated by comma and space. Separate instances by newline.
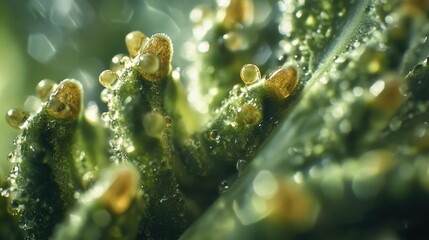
99, 70, 118, 89
240, 64, 261, 85
236, 159, 248, 175
7, 152, 14, 161
137, 53, 160, 74
209, 130, 220, 141
36, 79, 57, 102
6, 108, 29, 129
125, 31, 148, 57
164, 116, 173, 127
218, 180, 230, 194
111, 54, 125, 71
82, 171, 95, 189
24, 96, 42, 113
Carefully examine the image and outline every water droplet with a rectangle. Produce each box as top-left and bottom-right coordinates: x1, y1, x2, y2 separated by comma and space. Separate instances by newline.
164, 116, 173, 127
24, 96, 42, 113
142, 111, 166, 138
125, 31, 148, 57
1, 188, 9, 197
209, 129, 220, 141
240, 64, 261, 85
236, 104, 261, 126
19, 219, 28, 230
36, 79, 57, 102
109, 109, 120, 121
100, 89, 112, 103
6, 108, 29, 129
230, 84, 246, 98
7, 152, 14, 161
82, 171, 95, 189
110, 121, 119, 131
236, 159, 248, 175
99, 70, 118, 89
46, 79, 82, 121
120, 56, 132, 66
137, 53, 160, 74
218, 180, 230, 193
223, 31, 249, 51
265, 66, 298, 99
111, 54, 125, 71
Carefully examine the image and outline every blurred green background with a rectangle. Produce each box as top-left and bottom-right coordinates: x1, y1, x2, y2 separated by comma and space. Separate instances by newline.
0, 0, 204, 178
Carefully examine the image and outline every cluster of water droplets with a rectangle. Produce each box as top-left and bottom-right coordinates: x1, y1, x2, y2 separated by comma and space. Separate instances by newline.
4, 79, 57, 130
277, 0, 349, 78
99, 56, 134, 161
4, 136, 26, 216
98, 30, 178, 169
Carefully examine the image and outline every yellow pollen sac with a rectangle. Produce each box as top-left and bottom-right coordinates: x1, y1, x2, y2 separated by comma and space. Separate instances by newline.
136, 33, 173, 82
46, 79, 83, 121
221, 0, 254, 29
101, 166, 139, 214
6, 108, 29, 129
36, 79, 57, 102
265, 66, 298, 99
99, 70, 119, 89
125, 31, 148, 57
240, 64, 261, 85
